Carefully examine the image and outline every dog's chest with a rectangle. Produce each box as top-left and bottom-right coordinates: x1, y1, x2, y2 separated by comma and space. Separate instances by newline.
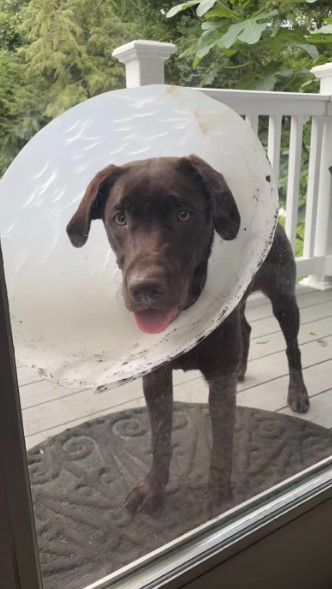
170, 313, 240, 375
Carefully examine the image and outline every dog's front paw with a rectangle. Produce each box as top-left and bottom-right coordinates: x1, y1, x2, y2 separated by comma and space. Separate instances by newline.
125, 476, 165, 514
207, 470, 234, 519
237, 362, 247, 382
207, 485, 234, 519
288, 383, 310, 413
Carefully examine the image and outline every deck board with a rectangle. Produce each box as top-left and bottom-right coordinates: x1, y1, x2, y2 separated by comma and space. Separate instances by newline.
19, 285, 332, 450
248, 299, 332, 340
245, 288, 332, 322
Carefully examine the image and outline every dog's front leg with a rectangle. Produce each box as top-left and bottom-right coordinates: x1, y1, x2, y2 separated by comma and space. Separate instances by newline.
125, 364, 173, 513
207, 373, 236, 517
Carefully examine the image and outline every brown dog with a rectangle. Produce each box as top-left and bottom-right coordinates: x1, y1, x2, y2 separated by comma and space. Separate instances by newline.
67, 155, 309, 515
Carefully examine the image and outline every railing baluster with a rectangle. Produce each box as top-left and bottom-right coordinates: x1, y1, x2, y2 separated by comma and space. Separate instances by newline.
303, 116, 324, 259
267, 115, 282, 182
285, 115, 304, 251
245, 114, 259, 136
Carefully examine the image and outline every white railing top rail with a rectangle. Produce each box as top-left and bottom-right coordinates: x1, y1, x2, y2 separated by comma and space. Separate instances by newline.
198, 88, 332, 116
112, 39, 332, 116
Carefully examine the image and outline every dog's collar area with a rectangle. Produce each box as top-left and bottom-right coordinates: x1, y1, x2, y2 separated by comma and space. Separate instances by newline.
182, 233, 214, 311
183, 278, 205, 310
186, 285, 203, 307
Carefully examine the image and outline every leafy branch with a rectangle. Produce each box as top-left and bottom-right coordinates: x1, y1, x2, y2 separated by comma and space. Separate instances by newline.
167, 0, 332, 90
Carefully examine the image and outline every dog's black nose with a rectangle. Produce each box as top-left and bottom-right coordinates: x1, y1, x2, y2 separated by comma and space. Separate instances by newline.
128, 277, 164, 305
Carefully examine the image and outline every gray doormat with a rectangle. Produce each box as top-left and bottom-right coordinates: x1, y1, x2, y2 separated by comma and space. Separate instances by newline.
28, 403, 332, 589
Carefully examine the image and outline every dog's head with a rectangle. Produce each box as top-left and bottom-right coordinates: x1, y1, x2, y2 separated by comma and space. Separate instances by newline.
67, 155, 240, 333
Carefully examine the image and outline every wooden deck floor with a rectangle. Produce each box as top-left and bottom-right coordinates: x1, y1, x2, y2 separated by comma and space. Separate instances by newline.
18, 285, 332, 450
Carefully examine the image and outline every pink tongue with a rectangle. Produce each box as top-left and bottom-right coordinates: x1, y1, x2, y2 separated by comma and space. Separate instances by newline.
134, 309, 176, 334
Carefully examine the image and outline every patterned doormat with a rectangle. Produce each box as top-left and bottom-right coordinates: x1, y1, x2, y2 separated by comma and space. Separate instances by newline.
28, 403, 332, 589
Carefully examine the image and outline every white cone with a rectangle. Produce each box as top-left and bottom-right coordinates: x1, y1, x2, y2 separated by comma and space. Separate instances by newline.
0, 85, 278, 389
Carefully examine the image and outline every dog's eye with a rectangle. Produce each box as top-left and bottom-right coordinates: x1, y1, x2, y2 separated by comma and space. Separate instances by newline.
177, 209, 191, 222
114, 212, 127, 226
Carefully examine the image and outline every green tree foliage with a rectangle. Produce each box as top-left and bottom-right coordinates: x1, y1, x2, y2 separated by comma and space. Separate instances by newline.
167, 0, 332, 90
0, 0, 198, 174
0, 0, 36, 172
18, 0, 136, 118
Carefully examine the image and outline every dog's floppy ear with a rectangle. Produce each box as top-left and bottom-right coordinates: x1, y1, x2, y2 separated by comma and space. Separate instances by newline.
67, 164, 120, 247
185, 154, 240, 240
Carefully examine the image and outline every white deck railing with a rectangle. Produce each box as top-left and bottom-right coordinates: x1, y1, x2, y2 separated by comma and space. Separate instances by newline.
113, 40, 332, 289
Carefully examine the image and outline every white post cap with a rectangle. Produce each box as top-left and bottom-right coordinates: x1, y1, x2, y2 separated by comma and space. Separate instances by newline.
113, 40, 177, 87
311, 62, 332, 94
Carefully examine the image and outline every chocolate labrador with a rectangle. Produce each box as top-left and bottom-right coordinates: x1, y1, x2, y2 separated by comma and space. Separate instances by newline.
67, 155, 309, 515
